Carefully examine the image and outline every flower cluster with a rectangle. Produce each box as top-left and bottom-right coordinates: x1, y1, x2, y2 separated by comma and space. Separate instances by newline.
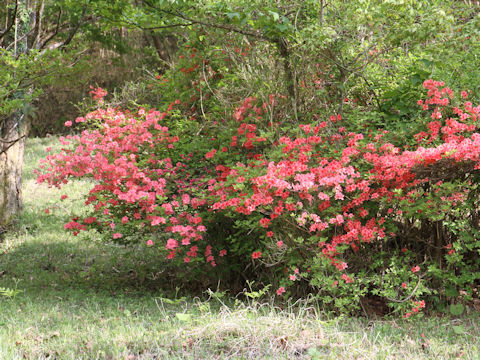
37, 97, 216, 264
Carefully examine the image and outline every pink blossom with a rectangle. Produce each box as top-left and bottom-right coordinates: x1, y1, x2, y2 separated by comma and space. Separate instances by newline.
166, 238, 178, 250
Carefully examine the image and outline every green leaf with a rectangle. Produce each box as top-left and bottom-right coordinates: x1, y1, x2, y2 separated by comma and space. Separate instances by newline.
158, 297, 183, 305
453, 325, 465, 335
268, 11, 280, 21
449, 303, 464, 316
409, 74, 422, 85
275, 24, 289, 32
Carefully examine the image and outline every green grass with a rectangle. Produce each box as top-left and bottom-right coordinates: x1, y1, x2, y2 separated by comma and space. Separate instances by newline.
0, 137, 478, 359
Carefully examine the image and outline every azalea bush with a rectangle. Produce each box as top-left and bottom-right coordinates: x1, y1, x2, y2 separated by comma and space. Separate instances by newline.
36, 78, 480, 316
37, 91, 217, 266
218, 79, 480, 315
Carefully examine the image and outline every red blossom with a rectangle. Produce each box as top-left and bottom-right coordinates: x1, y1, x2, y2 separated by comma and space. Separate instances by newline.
251, 251, 262, 259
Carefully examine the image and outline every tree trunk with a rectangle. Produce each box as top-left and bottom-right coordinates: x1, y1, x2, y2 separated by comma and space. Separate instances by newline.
149, 32, 178, 64
0, 112, 26, 228
276, 37, 298, 121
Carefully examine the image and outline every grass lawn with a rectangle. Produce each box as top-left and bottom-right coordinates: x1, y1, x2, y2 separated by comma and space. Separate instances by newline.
0, 137, 478, 359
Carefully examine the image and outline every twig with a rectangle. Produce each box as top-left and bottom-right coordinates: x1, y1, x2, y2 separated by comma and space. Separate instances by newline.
0, 134, 25, 156
386, 275, 422, 303
294, 7, 301, 32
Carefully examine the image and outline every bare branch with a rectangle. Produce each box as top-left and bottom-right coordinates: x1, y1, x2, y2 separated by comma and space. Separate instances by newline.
0, 134, 25, 156
5, 28, 36, 51
385, 275, 422, 303
0, 134, 26, 144
32, 0, 45, 49
39, 7, 62, 50
100, 13, 193, 31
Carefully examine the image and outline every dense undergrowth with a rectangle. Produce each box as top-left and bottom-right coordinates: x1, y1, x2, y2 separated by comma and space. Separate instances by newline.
36, 68, 480, 318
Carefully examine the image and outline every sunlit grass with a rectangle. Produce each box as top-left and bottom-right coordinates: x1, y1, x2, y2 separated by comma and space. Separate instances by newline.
0, 137, 478, 359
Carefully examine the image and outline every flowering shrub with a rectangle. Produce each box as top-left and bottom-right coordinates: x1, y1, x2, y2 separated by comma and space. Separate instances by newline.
37, 78, 480, 316
207, 79, 480, 314
37, 94, 221, 267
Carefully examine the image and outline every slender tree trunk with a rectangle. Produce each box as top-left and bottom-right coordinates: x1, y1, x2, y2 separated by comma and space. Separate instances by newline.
276, 37, 298, 121
0, 112, 26, 228
149, 31, 178, 64
434, 221, 444, 269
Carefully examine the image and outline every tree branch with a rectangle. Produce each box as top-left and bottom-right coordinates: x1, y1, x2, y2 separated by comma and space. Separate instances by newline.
32, 0, 46, 49
100, 13, 193, 31
385, 275, 422, 303
39, 7, 62, 50
59, 4, 88, 49
142, 0, 272, 41
5, 28, 36, 51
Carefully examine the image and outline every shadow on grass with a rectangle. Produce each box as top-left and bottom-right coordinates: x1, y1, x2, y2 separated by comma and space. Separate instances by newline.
0, 207, 209, 303
7, 137, 217, 307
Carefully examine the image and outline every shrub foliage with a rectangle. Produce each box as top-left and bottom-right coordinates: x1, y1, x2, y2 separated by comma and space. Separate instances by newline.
36, 75, 480, 317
